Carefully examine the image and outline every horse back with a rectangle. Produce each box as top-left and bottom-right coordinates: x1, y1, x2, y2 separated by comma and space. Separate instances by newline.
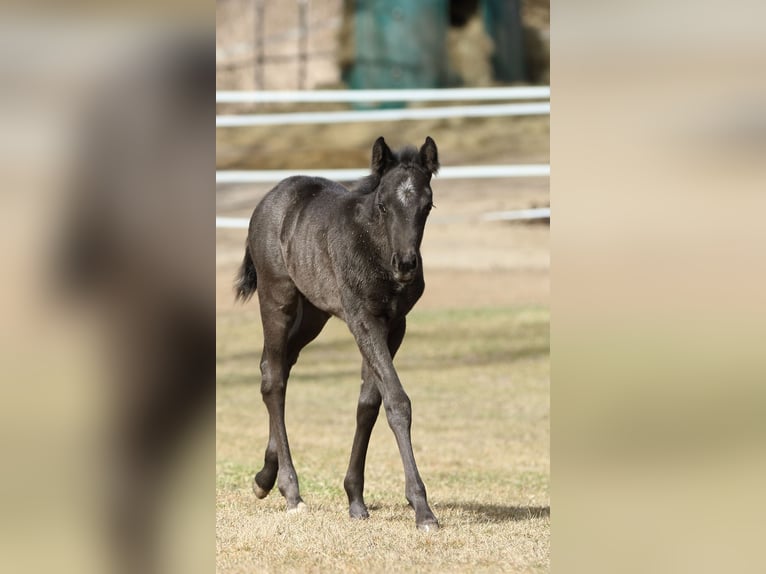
254, 176, 348, 224
247, 176, 354, 313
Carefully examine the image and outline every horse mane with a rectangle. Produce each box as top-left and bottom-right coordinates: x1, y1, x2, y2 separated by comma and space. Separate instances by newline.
348, 145, 421, 195
394, 146, 420, 168
347, 174, 380, 195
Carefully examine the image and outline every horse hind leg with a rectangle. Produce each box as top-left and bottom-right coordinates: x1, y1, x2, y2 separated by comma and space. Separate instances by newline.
284, 297, 330, 374
344, 371, 381, 519
253, 295, 329, 509
253, 434, 278, 499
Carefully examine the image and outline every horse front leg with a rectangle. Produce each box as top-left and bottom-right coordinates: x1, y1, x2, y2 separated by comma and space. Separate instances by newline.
346, 315, 438, 531
344, 319, 407, 519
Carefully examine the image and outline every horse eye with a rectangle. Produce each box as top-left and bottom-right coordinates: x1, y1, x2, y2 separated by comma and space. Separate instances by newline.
377, 203, 387, 214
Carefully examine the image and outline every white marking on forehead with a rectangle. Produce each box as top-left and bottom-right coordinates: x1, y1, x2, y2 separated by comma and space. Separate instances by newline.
396, 177, 415, 205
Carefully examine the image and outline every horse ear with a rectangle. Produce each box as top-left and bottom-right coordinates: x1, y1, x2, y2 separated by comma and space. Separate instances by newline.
419, 136, 439, 174
371, 136, 393, 176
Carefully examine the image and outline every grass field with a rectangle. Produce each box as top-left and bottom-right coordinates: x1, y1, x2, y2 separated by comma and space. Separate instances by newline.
216, 305, 549, 573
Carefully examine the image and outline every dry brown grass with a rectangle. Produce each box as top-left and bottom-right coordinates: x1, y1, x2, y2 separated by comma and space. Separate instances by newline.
215, 114, 549, 170
217, 306, 549, 572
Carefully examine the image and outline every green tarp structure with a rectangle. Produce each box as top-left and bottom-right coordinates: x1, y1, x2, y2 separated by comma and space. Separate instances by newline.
343, 0, 450, 104
342, 0, 526, 104
483, 0, 525, 83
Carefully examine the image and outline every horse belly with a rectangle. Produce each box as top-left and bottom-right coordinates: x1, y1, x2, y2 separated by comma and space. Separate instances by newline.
283, 235, 343, 318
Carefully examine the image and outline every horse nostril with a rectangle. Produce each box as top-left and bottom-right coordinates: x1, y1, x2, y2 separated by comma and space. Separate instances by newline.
393, 252, 417, 275
400, 253, 417, 272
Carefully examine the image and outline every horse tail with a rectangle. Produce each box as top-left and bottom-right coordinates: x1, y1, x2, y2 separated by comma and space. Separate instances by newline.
234, 245, 257, 303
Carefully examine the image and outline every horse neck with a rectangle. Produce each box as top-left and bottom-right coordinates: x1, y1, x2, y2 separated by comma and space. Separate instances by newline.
348, 174, 379, 195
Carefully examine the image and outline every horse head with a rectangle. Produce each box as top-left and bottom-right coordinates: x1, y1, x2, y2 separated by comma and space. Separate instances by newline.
370, 136, 439, 283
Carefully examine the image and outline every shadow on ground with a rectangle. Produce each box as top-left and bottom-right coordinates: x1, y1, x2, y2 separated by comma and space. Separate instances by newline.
439, 502, 549, 523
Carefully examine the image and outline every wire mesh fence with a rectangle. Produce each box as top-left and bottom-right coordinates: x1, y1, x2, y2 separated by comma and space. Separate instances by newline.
216, 0, 344, 91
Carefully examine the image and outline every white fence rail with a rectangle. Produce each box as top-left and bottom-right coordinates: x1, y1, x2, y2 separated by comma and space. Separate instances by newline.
216, 164, 550, 184
216, 102, 549, 127
216, 207, 549, 229
481, 207, 550, 222
216, 87, 550, 223
216, 86, 550, 104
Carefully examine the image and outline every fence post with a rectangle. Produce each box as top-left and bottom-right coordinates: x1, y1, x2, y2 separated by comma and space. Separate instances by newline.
298, 0, 309, 90
254, 0, 265, 89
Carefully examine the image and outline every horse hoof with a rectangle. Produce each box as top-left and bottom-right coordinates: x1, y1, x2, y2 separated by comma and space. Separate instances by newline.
287, 501, 308, 514
349, 503, 370, 520
253, 482, 270, 499
417, 521, 439, 533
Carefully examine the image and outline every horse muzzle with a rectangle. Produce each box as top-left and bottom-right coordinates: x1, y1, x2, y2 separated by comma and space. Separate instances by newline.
393, 270, 417, 284
392, 251, 418, 283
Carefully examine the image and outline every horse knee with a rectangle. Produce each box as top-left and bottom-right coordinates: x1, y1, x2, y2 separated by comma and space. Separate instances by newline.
356, 392, 381, 421
261, 379, 285, 399
386, 391, 411, 414
384, 393, 412, 427
260, 361, 285, 397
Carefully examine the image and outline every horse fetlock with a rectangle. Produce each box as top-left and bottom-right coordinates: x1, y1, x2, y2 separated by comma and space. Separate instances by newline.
277, 470, 300, 499
405, 484, 439, 530
406, 495, 427, 515
343, 474, 363, 496
345, 471, 370, 518
253, 482, 271, 499
254, 466, 277, 498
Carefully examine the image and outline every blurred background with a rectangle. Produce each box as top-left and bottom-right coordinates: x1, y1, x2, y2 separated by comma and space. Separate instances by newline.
0, 7, 213, 574
217, 0, 548, 92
